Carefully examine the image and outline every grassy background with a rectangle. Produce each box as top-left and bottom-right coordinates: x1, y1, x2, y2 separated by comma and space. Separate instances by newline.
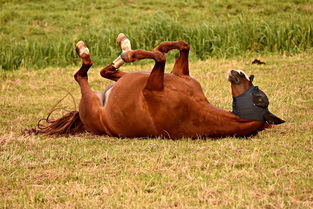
1, 0, 313, 70
1, 0, 313, 208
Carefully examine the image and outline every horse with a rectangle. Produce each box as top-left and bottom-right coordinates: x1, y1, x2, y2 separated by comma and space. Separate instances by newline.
35, 35, 284, 139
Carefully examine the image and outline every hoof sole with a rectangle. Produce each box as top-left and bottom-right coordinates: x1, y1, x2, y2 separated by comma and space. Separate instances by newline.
117, 33, 131, 52
76, 41, 90, 57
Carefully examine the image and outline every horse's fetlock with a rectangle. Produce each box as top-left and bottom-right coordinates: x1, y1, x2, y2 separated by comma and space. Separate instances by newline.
80, 55, 93, 66
84, 60, 93, 67
121, 51, 132, 63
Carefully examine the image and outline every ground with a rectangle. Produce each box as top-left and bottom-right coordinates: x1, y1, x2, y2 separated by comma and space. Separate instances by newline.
0, 54, 312, 208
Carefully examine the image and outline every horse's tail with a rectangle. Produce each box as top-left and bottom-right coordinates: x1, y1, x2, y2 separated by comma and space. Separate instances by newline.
31, 110, 85, 135
26, 89, 86, 136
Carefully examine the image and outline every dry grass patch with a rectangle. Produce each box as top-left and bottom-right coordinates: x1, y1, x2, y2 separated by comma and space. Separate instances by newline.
0, 54, 312, 208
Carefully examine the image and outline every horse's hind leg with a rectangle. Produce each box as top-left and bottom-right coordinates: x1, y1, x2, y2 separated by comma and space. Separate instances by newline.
122, 49, 166, 91
75, 41, 106, 134
154, 41, 190, 76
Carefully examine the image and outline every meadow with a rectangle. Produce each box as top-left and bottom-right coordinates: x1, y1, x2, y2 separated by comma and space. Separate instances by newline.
1, 0, 313, 208
1, 0, 313, 70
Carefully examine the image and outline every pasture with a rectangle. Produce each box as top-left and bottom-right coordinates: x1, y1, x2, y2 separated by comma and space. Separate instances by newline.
1, 0, 313, 208
1, 55, 312, 208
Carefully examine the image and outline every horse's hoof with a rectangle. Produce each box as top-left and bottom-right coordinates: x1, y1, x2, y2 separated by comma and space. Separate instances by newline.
76, 41, 90, 57
117, 33, 131, 52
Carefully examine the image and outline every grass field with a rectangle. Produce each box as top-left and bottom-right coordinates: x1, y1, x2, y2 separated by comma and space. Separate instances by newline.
1, 53, 312, 208
1, 0, 313, 208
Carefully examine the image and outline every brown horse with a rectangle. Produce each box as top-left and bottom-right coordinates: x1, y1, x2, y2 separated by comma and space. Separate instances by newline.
36, 36, 284, 139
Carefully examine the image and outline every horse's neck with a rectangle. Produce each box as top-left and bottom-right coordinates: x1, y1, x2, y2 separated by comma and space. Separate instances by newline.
199, 104, 264, 137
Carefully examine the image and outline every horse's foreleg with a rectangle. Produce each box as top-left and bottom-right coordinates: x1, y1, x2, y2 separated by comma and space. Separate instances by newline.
100, 33, 131, 82
75, 41, 106, 134
154, 41, 190, 76
122, 49, 166, 91
75, 41, 93, 80
100, 63, 127, 82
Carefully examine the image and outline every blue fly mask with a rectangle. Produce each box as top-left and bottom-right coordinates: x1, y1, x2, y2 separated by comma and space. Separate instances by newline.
230, 71, 285, 125
232, 85, 268, 121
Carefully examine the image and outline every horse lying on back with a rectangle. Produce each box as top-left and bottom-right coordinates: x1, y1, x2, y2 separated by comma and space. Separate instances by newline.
34, 34, 284, 139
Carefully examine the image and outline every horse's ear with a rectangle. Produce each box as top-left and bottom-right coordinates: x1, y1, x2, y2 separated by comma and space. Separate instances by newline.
264, 111, 285, 125
249, 75, 254, 83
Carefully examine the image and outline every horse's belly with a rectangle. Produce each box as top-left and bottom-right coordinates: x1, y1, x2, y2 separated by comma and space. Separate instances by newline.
104, 109, 157, 138
101, 72, 209, 138
103, 83, 157, 137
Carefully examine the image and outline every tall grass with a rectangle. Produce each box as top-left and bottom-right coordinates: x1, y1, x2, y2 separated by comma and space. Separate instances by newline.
1, 18, 312, 70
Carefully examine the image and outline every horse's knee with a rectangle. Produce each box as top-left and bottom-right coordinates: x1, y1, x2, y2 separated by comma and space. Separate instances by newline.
100, 64, 115, 78
99, 68, 106, 78
154, 51, 166, 64
178, 41, 190, 52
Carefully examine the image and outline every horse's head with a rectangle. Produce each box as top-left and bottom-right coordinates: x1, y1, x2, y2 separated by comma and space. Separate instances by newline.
227, 69, 285, 125
227, 69, 254, 97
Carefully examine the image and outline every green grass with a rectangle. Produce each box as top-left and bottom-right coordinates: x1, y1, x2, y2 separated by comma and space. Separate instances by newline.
1, 0, 313, 70
1, 0, 313, 207
0, 53, 312, 208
